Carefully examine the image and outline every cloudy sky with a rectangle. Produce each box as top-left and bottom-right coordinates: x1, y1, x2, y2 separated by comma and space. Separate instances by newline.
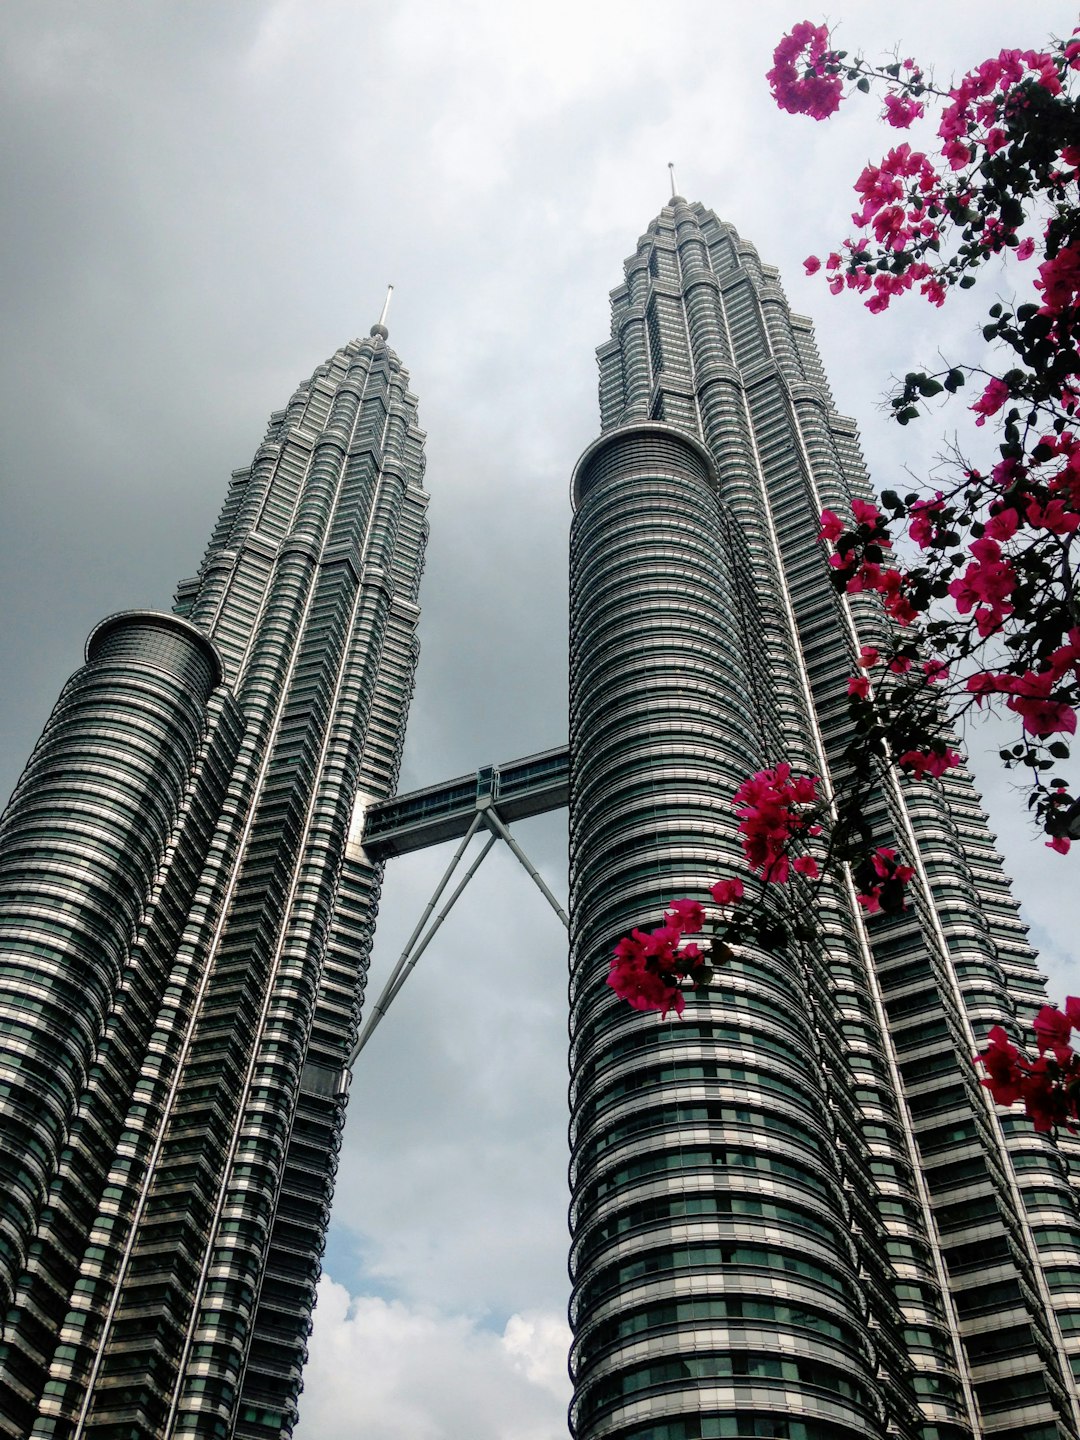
2, 4, 1078, 1436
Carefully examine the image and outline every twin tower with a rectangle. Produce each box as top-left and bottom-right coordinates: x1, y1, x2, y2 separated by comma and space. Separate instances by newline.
1, 200, 1079, 1439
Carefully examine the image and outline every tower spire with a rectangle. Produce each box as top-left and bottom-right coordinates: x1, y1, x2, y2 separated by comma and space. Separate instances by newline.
370, 284, 393, 340
667, 161, 678, 199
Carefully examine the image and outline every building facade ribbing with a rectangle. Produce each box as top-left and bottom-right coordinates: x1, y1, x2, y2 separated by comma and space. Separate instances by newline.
0, 324, 428, 1438
567, 200, 1080, 1440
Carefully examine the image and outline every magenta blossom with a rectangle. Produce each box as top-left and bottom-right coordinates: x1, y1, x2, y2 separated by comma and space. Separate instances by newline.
971, 376, 1011, 425
767, 22, 843, 120
883, 93, 925, 128
710, 877, 745, 906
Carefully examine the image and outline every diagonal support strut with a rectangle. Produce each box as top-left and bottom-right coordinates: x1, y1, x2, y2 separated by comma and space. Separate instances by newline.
347, 802, 567, 1067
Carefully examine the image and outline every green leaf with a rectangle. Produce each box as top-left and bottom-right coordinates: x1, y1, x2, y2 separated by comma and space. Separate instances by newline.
918, 378, 944, 397
857, 76, 870, 93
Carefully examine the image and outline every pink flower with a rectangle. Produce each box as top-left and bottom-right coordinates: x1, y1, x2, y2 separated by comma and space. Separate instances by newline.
1048, 835, 1072, 855
973, 605, 1011, 638
883, 93, 924, 129
1017, 236, 1035, 261
851, 496, 887, 533
804, 255, 821, 275
732, 765, 820, 882
872, 847, 914, 884
897, 747, 961, 779
948, 542, 1016, 613
908, 495, 945, 549
817, 508, 845, 543
888, 655, 913, 674
984, 506, 1020, 541
607, 958, 685, 1017
847, 675, 870, 699
1048, 629, 1080, 683
710, 877, 744, 906
846, 561, 884, 593
857, 646, 880, 668
923, 660, 949, 683
1026, 496, 1080, 535
942, 137, 971, 170
971, 376, 1011, 426
1033, 1004, 1075, 1063
767, 22, 843, 121
1036, 243, 1080, 314
884, 590, 919, 626
966, 672, 1000, 706
665, 898, 706, 935
793, 855, 819, 879
976, 1025, 1024, 1107
1005, 670, 1078, 737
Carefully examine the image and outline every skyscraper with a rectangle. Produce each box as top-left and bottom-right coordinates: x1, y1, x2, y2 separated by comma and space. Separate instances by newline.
566, 198, 1080, 1440
0, 320, 428, 1437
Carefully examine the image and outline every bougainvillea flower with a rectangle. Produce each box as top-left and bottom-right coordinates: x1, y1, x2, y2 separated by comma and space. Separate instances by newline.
767, 22, 843, 120
883, 93, 925, 128
1033, 1004, 1074, 1062
983, 505, 1020, 541
817, 508, 845, 542
971, 376, 1011, 425
976, 1025, 1025, 1107
1005, 670, 1078, 737
897, 748, 961, 780
710, 878, 745, 906
908, 495, 946, 548
665, 898, 706, 935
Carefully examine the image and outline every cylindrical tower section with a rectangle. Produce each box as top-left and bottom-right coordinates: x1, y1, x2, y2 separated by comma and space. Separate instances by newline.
0, 611, 220, 1305
568, 424, 885, 1440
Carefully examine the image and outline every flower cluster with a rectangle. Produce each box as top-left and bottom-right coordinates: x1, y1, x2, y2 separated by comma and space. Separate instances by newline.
817, 427, 1080, 845
784, 29, 1080, 315
852, 847, 915, 914
766, 22, 842, 120
818, 499, 918, 625
606, 898, 709, 1017
976, 1005, 1080, 1132
733, 764, 821, 884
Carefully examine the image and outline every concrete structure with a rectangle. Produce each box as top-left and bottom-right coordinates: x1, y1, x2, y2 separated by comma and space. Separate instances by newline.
0, 324, 428, 1438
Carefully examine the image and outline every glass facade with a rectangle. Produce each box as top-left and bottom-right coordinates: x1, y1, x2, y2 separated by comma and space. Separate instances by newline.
0, 326, 428, 1438
568, 200, 1080, 1440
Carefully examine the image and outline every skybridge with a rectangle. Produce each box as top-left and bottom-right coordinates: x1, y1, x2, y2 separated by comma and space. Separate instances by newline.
348, 744, 569, 1064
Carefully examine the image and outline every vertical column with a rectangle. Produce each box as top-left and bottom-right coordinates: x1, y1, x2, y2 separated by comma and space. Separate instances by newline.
568, 423, 884, 1440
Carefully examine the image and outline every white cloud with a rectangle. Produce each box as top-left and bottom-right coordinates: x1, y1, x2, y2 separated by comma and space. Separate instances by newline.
296, 1278, 571, 1440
